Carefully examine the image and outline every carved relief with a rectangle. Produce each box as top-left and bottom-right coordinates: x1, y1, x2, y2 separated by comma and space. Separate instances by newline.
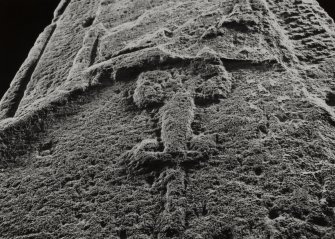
121, 53, 231, 174
65, 1, 292, 237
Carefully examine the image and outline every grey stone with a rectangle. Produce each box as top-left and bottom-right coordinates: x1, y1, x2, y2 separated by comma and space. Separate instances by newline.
0, 0, 335, 238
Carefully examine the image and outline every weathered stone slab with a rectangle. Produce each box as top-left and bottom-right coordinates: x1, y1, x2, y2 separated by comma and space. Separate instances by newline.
0, 0, 335, 238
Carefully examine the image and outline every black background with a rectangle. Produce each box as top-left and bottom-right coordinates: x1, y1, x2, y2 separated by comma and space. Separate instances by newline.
0, 0, 61, 99
0, 0, 334, 99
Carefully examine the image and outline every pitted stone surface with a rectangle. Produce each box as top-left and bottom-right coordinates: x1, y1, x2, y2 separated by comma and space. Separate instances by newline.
0, 0, 335, 238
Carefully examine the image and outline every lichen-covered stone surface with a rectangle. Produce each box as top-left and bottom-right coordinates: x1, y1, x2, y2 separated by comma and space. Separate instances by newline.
1, 0, 335, 238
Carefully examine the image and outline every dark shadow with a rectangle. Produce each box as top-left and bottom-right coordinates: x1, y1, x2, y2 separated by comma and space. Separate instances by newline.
0, 0, 61, 99
317, 0, 335, 20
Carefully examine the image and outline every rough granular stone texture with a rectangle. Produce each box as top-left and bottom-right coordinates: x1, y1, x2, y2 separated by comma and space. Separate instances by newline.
1, 0, 335, 238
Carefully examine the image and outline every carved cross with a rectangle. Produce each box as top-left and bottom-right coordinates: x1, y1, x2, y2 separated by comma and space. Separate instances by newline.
120, 50, 232, 175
